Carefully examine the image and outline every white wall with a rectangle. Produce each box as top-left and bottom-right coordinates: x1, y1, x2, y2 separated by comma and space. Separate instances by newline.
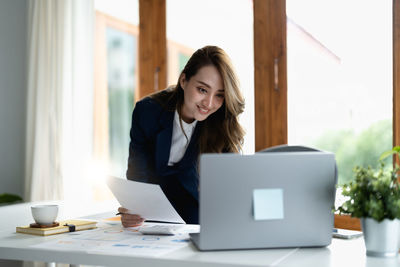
0, 0, 27, 199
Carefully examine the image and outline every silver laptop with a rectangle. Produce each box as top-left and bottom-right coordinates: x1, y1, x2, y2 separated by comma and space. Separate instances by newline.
190, 152, 336, 251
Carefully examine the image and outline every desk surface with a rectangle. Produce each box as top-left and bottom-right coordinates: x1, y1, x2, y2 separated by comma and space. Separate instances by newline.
1, 201, 399, 267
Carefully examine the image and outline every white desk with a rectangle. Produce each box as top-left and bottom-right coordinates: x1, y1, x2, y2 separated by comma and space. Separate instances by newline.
1, 201, 399, 267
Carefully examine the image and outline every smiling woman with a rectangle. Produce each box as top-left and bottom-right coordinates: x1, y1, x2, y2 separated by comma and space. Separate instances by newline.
180, 65, 224, 123
122, 46, 245, 225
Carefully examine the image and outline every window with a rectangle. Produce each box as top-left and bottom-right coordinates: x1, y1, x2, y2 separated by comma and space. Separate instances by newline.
167, 40, 194, 86
253, 0, 400, 229
286, 0, 393, 185
94, 1, 139, 178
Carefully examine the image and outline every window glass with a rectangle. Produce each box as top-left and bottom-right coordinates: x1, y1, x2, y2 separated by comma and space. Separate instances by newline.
95, 0, 139, 25
106, 27, 136, 176
286, 0, 393, 185
94, 0, 139, 178
178, 53, 190, 74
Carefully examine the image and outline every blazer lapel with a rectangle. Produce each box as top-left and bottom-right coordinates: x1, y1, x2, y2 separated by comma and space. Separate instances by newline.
155, 109, 174, 174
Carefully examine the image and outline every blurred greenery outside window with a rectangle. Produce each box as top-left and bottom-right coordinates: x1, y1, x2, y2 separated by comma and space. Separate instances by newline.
106, 27, 136, 177
178, 52, 190, 74
313, 120, 392, 185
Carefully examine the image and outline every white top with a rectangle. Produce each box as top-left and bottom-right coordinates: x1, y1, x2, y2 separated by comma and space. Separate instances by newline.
168, 110, 197, 166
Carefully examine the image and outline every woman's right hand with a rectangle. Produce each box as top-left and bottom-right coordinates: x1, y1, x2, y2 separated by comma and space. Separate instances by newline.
118, 207, 145, 228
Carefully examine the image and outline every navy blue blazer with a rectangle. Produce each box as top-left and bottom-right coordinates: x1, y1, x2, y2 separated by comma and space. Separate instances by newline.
126, 93, 200, 224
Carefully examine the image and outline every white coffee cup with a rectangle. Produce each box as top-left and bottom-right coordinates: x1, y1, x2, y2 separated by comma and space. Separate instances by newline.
31, 205, 59, 225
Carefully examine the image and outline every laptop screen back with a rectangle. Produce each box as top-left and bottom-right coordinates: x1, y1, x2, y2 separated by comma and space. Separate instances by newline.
194, 152, 336, 250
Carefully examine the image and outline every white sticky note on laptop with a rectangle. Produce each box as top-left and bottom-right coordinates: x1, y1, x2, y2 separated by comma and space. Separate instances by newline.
253, 188, 284, 220
106, 176, 185, 224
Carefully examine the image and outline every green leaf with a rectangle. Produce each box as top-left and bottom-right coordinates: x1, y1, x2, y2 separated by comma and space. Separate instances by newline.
0, 193, 23, 204
336, 147, 400, 220
379, 146, 400, 161
379, 150, 396, 161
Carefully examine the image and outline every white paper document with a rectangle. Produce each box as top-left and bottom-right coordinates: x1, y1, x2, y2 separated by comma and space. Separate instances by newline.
31, 222, 200, 257
106, 176, 185, 224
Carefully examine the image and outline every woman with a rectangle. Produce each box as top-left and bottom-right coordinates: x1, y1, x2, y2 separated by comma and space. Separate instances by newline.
119, 46, 245, 226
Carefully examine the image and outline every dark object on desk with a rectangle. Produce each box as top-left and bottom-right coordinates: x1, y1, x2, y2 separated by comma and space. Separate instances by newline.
64, 223, 76, 232
29, 222, 59, 228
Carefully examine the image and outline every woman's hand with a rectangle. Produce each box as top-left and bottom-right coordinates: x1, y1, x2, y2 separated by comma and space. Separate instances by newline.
118, 207, 145, 228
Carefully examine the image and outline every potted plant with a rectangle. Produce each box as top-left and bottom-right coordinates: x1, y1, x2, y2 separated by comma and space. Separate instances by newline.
336, 146, 400, 257
0, 193, 23, 206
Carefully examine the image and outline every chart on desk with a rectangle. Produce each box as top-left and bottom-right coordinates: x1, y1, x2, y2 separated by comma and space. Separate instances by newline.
31, 223, 199, 257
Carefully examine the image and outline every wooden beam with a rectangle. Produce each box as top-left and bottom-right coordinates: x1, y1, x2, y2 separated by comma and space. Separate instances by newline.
394, 0, 400, 166
253, 0, 287, 151
139, 0, 167, 99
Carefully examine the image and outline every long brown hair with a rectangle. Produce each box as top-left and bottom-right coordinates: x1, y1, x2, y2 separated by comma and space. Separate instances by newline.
152, 46, 245, 153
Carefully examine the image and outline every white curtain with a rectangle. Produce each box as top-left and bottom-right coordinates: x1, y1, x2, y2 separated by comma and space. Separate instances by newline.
25, 0, 94, 202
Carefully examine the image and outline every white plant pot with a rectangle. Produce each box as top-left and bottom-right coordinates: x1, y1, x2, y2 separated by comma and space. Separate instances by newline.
361, 218, 399, 257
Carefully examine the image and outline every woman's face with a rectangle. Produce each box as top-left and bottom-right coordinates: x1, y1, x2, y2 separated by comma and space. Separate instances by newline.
180, 65, 224, 123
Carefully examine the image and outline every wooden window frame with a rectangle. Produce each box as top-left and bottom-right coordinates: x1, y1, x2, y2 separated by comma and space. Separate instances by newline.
139, 0, 193, 94
253, 0, 287, 151
138, 0, 167, 98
